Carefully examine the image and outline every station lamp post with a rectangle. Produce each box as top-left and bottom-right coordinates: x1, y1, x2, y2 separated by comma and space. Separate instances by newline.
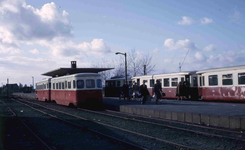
32, 76, 34, 93
115, 52, 127, 83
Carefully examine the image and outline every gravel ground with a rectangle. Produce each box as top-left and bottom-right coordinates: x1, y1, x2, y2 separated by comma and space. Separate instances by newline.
3, 99, 144, 150
13, 96, 245, 149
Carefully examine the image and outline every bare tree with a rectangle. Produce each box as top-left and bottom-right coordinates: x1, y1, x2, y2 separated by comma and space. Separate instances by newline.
128, 49, 155, 76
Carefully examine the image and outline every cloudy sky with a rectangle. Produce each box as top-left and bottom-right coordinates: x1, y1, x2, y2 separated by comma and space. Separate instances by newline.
1, 0, 245, 86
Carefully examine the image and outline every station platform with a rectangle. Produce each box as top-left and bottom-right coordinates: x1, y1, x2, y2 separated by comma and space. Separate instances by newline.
103, 97, 245, 131
13, 93, 245, 130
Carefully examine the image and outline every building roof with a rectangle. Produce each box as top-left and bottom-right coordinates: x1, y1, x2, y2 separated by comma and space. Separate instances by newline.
42, 68, 114, 77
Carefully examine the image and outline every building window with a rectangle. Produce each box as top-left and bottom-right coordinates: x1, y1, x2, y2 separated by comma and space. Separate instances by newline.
73, 80, 76, 89
193, 77, 197, 86
77, 80, 84, 89
86, 79, 95, 88
68, 82, 71, 89
238, 73, 245, 85
209, 75, 218, 86
222, 74, 233, 85
97, 79, 102, 88
171, 78, 178, 87
117, 81, 120, 87
150, 79, 155, 87
164, 78, 169, 87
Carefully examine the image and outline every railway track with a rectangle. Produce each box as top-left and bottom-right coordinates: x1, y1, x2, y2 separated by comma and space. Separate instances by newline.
13, 96, 245, 149
0, 100, 53, 150
13, 97, 194, 150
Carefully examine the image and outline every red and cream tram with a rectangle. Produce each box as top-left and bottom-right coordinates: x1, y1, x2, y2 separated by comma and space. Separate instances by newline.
131, 71, 199, 99
51, 73, 102, 106
197, 65, 245, 101
36, 78, 51, 102
36, 73, 103, 107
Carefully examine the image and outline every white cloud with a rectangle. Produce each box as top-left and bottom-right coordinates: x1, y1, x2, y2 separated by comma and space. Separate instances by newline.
203, 44, 216, 51
164, 38, 197, 51
195, 52, 206, 62
229, 10, 241, 24
177, 16, 195, 25
0, 0, 72, 54
200, 17, 213, 24
29, 49, 39, 54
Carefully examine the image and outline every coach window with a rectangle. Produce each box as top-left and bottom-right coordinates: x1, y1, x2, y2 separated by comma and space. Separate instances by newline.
150, 79, 154, 87
86, 79, 95, 88
157, 79, 162, 87
62, 82, 65, 89
59, 82, 61, 89
203, 76, 205, 86
164, 78, 169, 87
65, 81, 67, 89
56, 83, 58, 89
68, 82, 71, 89
53, 83, 55, 89
97, 79, 102, 88
222, 74, 233, 85
193, 77, 197, 86
73, 80, 76, 89
238, 73, 245, 85
171, 78, 178, 87
209, 75, 218, 86
77, 80, 84, 89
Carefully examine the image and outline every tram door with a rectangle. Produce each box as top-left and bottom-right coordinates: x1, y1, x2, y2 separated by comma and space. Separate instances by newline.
137, 79, 140, 86
185, 75, 190, 85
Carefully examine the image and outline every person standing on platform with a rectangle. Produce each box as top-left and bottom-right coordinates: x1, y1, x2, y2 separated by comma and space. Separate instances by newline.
140, 81, 150, 104
176, 81, 183, 100
128, 81, 133, 101
154, 80, 162, 104
132, 82, 139, 100
122, 82, 129, 103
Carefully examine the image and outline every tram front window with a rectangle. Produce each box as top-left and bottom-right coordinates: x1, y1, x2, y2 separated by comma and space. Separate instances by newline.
97, 79, 102, 88
77, 80, 84, 89
86, 79, 95, 88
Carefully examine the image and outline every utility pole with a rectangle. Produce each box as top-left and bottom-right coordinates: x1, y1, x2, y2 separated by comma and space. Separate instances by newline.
7, 78, 9, 100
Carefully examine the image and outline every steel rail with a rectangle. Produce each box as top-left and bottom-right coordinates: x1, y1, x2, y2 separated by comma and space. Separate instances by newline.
11, 99, 148, 150
105, 109, 243, 134
0, 100, 53, 150
14, 98, 194, 150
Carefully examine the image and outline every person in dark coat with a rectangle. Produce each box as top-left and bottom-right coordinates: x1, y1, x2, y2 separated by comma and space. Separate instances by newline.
132, 82, 139, 100
154, 80, 162, 104
176, 81, 183, 100
140, 81, 150, 104
122, 82, 129, 103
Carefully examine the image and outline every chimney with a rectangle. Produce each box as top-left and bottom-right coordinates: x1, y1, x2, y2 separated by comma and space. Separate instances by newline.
71, 61, 76, 68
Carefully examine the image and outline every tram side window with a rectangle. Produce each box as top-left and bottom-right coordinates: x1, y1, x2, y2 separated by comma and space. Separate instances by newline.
209, 75, 218, 86
62, 82, 65, 89
73, 80, 76, 89
150, 79, 155, 87
97, 79, 102, 88
164, 78, 169, 87
222, 74, 233, 85
238, 73, 245, 85
77, 80, 84, 89
157, 79, 162, 87
171, 78, 178, 87
86, 79, 95, 88
65, 81, 67, 89
203, 76, 205, 86
68, 82, 71, 89
53, 83, 55, 89
59, 83, 61, 89
193, 77, 197, 86
56, 83, 58, 90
